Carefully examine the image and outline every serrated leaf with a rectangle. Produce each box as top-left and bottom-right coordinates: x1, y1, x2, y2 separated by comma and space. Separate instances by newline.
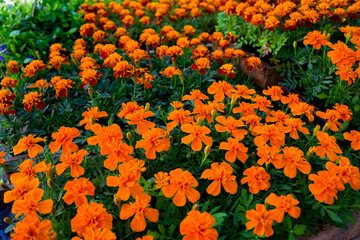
212, 212, 227, 228
293, 224, 307, 235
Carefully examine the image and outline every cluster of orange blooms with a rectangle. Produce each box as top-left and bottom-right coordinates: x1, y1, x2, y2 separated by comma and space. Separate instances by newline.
1, 0, 360, 239
223, 0, 360, 31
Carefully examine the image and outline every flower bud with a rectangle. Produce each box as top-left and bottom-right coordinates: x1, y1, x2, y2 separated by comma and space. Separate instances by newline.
0, 183, 10, 190
88, 87, 93, 97
164, 131, 170, 138
322, 122, 331, 132
293, 41, 297, 48
192, 204, 199, 211
313, 125, 321, 136
211, 109, 217, 124
169, 135, 173, 144
196, 117, 203, 126
179, 71, 184, 83
51, 207, 56, 216
145, 103, 150, 112
3, 217, 13, 225
127, 132, 132, 142
47, 178, 54, 188
306, 146, 315, 161
48, 230, 57, 240
89, 116, 96, 126
204, 145, 211, 157
114, 194, 121, 206
230, 94, 237, 108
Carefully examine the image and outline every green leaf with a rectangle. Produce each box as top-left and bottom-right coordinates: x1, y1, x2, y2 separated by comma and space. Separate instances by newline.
68, 27, 77, 35
293, 224, 307, 235
326, 209, 342, 223
212, 212, 227, 228
147, 231, 161, 239
317, 93, 328, 100
158, 224, 166, 235
9, 30, 20, 37
168, 224, 176, 236
23, 58, 33, 64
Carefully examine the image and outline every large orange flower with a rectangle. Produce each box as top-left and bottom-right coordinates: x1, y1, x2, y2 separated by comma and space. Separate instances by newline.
49, 126, 80, 154
120, 194, 159, 232
56, 149, 88, 178
11, 215, 52, 239
181, 122, 213, 151
166, 109, 193, 131
344, 130, 360, 150
316, 109, 342, 132
215, 116, 247, 140
201, 162, 238, 196
219, 138, 248, 163
314, 131, 342, 162
241, 166, 270, 194
182, 89, 209, 106
80, 107, 108, 130
253, 124, 285, 148
162, 168, 200, 207
125, 109, 156, 135
87, 123, 123, 149
10, 159, 48, 183
207, 80, 233, 102
262, 86, 283, 101
256, 145, 284, 169
282, 118, 310, 139
63, 178, 95, 207
135, 128, 170, 159
13, 134, 46, 158
326, 157, 360, 191
303, 31, 328, 49
180, 210, 218, 240
4, 178, 39, 203
282, 147, 311, 178
101, 139, 134, 170
246, 204, 274, 237
265, 193, 301, 223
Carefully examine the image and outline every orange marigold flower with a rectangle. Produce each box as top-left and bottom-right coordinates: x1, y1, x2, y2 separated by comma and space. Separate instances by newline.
242, 114, 263, 134
180, 210, 218, 240
290, 102, 315, 122
334, 103, 352, 122
251, 95, 273, 114
192, 102, 212, 123
107, 163, 144, 201
167, 109, 193, 131
79, 69, 103, 89
159, 66, 182, 78
182, 89, 209, 106
87, 123, 123, 149
181, 122, 213, 151
162, 168, 200, 207
170, 101, 183, 109
120, 194, 159, 232
13, 134, 46, 158
71, 202, 113, 237
48, 56, 69, 69
191, 57, 211, 75
51, 78, 75, 98
103, 52, 123, 68
113, 60, 134, 79
282, 146, 311, 178
327, 41, 359, 67
154, 172, 170, 189
191, 45, 209, 60
100, 44, 117, 59
135, 128, 170, 159
24, 60, 47, 78
12, 188, 53, 218
246, 204, 274, 237
22, 91, 45, 113
73, 228, 116, 240
4, 178, 39, 203
9, 159, 47, 183
166, 45, 183, 63
126, 109, 156, 135
316, 109, 342, 131
253, 124, 285, 148
6, 60, 20, 74
263, 86, 283, 101
11, 215, 52, 239
344, 130, 360, 150
1, 77, 18, 88
80, 107, 108, 130
129, 49, 150, 64
92, 30, 108, 43
257, 144, 284, 168
80, 23, 97, 37
309, 170, 345, 204
56, 149, 88, 178
218, 63, 236, 79
282, 118, 310, 139
326, 156, 360, 190
265, 193, 301, 223
155, 45, 168, 59
29, 79, 49, 90
63, 178, 95, 207
207, 80, 233, 102
241, 166, 271, 194
281, 93, 300, 109
0, 103, 15, 115
303, 31, 328, 49
265, 110, 290, 130
49, 126, 80, 154
314, 131, 343, 162
201, 162, 238, 196
0, 150, 5, 164
118, 101, 143, 119
215, 116, 247, 140
231, 85, 256, 101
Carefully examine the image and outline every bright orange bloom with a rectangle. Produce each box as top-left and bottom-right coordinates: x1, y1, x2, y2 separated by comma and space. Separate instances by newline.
29, 79, 49, 91
242, 114, 263, 135
207, 80, 233, 102
24, 60, 47, 78
118, 101, 143, 119
103, 53, 123, 68
0, 103, 15, 115
326, 156, 360, 190
241, 166, 270, 194
215, 116, 247, 140
129, 49, 150, 64
79, 69, 103, 89
71, 202, 113, 237
191, 57, 211, 75
4, 178, 39, 203
253, 124, 285, 148
11, 215, 52, 239
262, 86, 283, 101
6, 60, 20, 74
334, 103, 352, 122
13, 134, 46, 158
155, 45, 169, 59
265, 193, 301, 223
48, 56, 70, 69
0, 150, 5, 164
335, 65, 358, 85
218, 63, 236, 79
182, 89, 209, 106
291, 102, 315, 122
0, 89, 16, 105
231, 85, 256, 100
87, 123, 123, 149
154, 172, 170, 189
120, 194, 159, 232
245, 57, 262, 71
251, 95, 273, 114
159, 66, 182, 78
56, 149, 88, 178
281, 93, 300, 109
327, 41, 358, 67
136, 73, 155, 89
72, 228, 116, 240
282, 147, 311, 179
265, 110, 290, 130
113, 60, 134, 79
344, 130, 360, 150
80, 107, 108, 130
126, 109, 155, 135
23, 92, 45, 113
1, 77, 18, 88
257, 145, 284, 168
167, 109, 193, 131
51, 78, 75, 98
80, 23, 97, 37
12, 188, 53, 218
135, 128, 170, 159
282, 118, 310, 139
10, 159, 47, 183
49, 126, 80, 154
192, 102, 212, 123
246, 204, 274, 237
63, 178, 95, 207
233, 102, 256, 117
201, 162, 238, 196
191, 45, 209, 59
166, 45, 183, 62
314, 131, 343, 162
101, 139, 134, 170
181, 122, 213, 151
162, 168, 200, 207
180, 210, 218, 240
303, 31, 328, 49
309, 170, 345, 204
106, 163, 144, 201
316, 109, 342, 131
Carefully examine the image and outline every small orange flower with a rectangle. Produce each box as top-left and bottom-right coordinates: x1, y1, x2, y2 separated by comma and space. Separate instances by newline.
48, 56, 70, 69
251, 95, 273, 114
154, 172, 170, 189
201, 162, 238, 196
327, 41, 357, 67
6, 60, 20, 74
282, 118, 310, 139
326, 156, 360, 190
265, 110, 290, 130
166, 109, 193, 131
29, 79, 49, 91
291, 102, 315, 122
334, 103, 352, 122
51, 77, 75, 98
80, 23, 97, 37
23, 91, 45, 113
314, 131, 342, 162
79, 107, 108, 130
282, 147, 311, 179
281, 93, 300, 108
263, 86, 283, 101
135, 128, 170, 159
181, 122, 213, 151
13, 134, 46, 158
159, 66, 182, 78
0, 150, 5, 164
180, 210, 218, 240
87, 123, 123, 149
125, 108, 156, 135
265, 193, 301, 223
63, 178, 95, 207
56, 149, 88, 178
120, 194, 159, 232
49, 126, 80, 154
246, 204, 274, 237
344, 130, 360, 150
257, 145, 284, 168
162, 168, 200, 207
316, 109, 342, 131
191, 57, 211, 75
182, 89, 209, 106
303, 31, 328, 49
245, 57, 261, 71
1, 77, 18, 88
309, 170, 345, 204
241, 166, 270, 194
118, 101, 143, 119
215, 116, 247, 140
79, 69, 103, 89
253, 124, 285, 148
9, 159, 47, 183
101, 139, 134, 170
207, 80, 233, 102
4, 178, 39, 203
24, 60, 47, 78
11, 215, 52, 239
218, 63, 236, 79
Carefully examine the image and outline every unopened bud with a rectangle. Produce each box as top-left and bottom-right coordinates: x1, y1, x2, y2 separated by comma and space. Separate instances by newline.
196, 117, 203, 126
164, 131, 170, 138
88, 87, 93, 97
293, 41, 297, 48
89, 116, 96, 126
114, 194, 121, 206
169, 135, 173, 144
322, 122, 331, 132
47, 178, 54, 188
306, 146, 315, 161
313, 125, 321, 136
51, 207, 56, 216
211, 109, 217, 123
326, 33, 331, 41
179, 71, 184, 83
145, 103, 150, 111
204, 145, 211, 156
4, 217, 13, 225
230, 94, 237, 108
48, 230, 57, 240
192, 204, 199, 211
127, 132, 132, 142
54, 104, 58, 109
0, 183, 10, 190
